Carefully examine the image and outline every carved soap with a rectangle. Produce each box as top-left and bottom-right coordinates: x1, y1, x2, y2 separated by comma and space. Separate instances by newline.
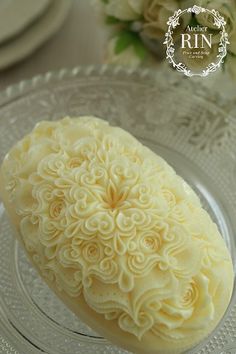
0, 116, 234, 354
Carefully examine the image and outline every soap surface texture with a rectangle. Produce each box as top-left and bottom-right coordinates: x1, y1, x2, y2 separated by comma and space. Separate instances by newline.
0, 116, 234, 354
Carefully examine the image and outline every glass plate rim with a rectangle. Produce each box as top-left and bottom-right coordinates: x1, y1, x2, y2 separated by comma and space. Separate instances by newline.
0, 64, 235, 354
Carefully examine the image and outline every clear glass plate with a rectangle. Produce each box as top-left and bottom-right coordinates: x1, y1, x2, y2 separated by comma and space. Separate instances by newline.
0, 66, 235, 354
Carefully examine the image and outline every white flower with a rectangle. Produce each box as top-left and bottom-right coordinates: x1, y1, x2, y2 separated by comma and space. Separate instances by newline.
194, 0, 236, 43
106, 36, 142, 68
105, 0, 144, 21
143, 0, 189, 40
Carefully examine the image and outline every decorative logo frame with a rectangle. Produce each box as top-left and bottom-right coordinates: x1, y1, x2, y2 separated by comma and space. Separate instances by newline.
164, 5, 230, 77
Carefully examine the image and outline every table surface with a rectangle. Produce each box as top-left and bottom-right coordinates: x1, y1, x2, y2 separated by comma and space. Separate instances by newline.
0, 0, 105, 91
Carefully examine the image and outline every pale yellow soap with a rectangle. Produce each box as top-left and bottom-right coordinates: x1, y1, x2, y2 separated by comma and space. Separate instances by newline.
0, 116, 234, 354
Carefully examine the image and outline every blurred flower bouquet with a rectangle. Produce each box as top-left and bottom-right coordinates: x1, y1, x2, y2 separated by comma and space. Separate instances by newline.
97, 0, 236, 77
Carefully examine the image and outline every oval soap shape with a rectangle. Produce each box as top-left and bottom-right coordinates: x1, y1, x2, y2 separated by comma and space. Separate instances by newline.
0, 116, 234, 354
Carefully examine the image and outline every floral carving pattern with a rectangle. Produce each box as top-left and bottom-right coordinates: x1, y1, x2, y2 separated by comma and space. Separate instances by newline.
1, 116, 233, 347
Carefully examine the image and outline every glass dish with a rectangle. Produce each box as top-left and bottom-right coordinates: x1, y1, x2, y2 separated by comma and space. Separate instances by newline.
0, 66, 235, 354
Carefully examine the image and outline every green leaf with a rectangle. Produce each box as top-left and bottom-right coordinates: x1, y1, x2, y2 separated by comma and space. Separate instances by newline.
101, 0, 109, 4
106, 16, 120, 24
115, 30, 138, 55
133, 38, 148, 61
114, 30, 147, 62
